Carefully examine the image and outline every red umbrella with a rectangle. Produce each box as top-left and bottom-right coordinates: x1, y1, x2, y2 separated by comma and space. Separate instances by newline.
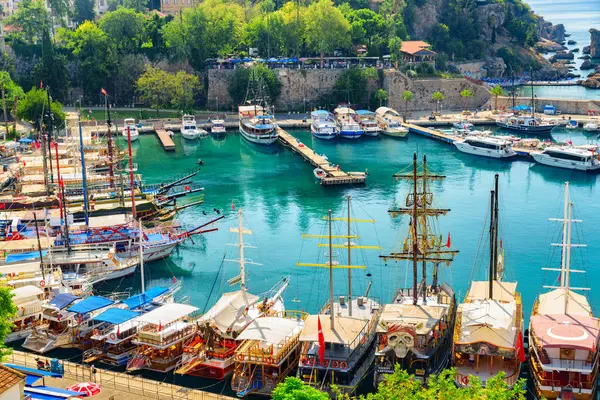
67, 382, 101, 397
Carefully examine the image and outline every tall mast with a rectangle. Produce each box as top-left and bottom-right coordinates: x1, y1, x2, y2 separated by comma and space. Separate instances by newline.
46, 87, 54, 184
33, 211, 45, 281
565, 202, 573, 304
127, 126, 136, 219
559, 182, 569, 286
493, 174, 499, 280
328, 209, 334, 330
104, 92, 115, 188
347, 195, 352, 317
488, 190, 495, 299
530, 67, 535, 119
421, 155, 428, 303
238, 209, 246, 291
78, 116, 89, 227
139, 219, 145, 294
411, 153, 418, 305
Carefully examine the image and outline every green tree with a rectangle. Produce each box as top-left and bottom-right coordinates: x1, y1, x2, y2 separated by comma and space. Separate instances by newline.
100, 7, 146, 55
32, 29, 70, 103
6, 0, 50, 44
460, 88, 473, 111
431, 90, 445, 113
0, 72, 25, 139
123, 0, 147, 12
272, 377, 329, 400
401, 89, 413, 115
388, 36, 402, 69
0, 286, 18, 359
48, 0, 70, 26
143, 13, 173, 61
17, 87, 66, 128
136, 65, 175, 115
303, 0, 350, 67
489, 85, 504, 110
173, 70, 201, 111
72, 0, 96, 25
375, 88, 388, 107
228, 64, 282, 106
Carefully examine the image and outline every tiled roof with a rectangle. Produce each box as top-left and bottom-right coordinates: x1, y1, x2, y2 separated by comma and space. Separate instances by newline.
400, 41, 435, 55
0, 364, 25, 395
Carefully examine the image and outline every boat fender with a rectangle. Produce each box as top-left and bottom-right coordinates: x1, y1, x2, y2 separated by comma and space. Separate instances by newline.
461, 375, 469, 385
109, 333, 117, 341
339, 361, 348, 370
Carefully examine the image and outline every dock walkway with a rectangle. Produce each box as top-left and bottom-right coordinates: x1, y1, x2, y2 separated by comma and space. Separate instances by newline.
277, 128, 366, 185
155, 129, 176, 151
401, 123, 457, 144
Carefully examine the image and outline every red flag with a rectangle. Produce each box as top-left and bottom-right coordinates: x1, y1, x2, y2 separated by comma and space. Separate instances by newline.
446, 232, 451, 248
318, 316, 325, 366
172, 276, 177, 284
231, 200, 235, 210
101, 88, 107, 96
39, 81, 43, 89
516, 331, 526, 363
116, 325, 120, 336
158, 321, 162, 332
569, 138, 573, 145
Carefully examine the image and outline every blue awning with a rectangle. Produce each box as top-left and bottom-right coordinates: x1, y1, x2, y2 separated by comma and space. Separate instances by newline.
6, 250, 47, 263
49, 293, 80, 310
67, 296, 114, 314
3, 364, 62, 378
123, 286, 168, 309
25, 375, 42, 386
356, 110, 375, 115
94, 308, 139, 325
25, 386, 81, 399
312, 110, 329, 116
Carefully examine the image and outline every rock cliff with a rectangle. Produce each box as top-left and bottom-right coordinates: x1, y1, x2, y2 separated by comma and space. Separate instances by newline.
590, 29, 600, 59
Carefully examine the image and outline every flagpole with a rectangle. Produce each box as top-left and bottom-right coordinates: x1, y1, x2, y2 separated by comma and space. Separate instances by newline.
103, 89, 115, 188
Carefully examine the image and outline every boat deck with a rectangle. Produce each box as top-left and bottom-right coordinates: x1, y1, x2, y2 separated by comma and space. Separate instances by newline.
155, 130, 176, 151
277, 128, 366, 186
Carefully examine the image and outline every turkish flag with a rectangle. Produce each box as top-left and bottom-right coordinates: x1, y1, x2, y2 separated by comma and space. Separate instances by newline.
318, 316, 325, 366
231, 200, 235, 210
101, 88, 107, 96
516, 331, 526, 363
446, 232, 451, 248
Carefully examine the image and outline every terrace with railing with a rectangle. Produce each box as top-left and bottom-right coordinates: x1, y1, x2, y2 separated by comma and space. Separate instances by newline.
529, 327, 597, 374
135, 323, 195, 348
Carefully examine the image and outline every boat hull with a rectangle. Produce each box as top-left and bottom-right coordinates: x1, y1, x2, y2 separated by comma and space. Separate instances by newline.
338, 130, 364, 140
496, 122, 555, 134
363, 128, 380, 137
531, 153, 600, 171
381, 128, 408, 138
181, 130, 200, 140
311, 126, 337, 140
89, 265, 137, 285
454, 142, 517, 159
239, 124, 278, 145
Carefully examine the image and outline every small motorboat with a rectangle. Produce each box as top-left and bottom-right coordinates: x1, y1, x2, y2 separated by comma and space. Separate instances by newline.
565, 120, 578, 130
583, 119, 598, 132
313, 168, 326, 181
453, 119, 474, 131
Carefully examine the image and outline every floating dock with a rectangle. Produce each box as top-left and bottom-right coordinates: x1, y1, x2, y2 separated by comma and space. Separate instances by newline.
155, 129, 176, 151
402, 123, 457, 144
277, 128, 366, 186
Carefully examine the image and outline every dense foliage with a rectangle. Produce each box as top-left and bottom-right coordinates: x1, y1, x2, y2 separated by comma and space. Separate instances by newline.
16, 88, 66, 127
228, 64, 282, 106
0, 286, 18, 360
136, 65, 202, 114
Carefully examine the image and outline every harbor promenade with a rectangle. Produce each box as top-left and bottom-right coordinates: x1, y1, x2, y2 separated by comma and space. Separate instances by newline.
6, 351, 233, 400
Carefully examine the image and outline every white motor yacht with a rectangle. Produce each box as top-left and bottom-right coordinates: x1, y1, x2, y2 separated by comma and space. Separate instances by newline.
454, 136, 517, 159
122, 118, 139, 141
531, 146, 600, 171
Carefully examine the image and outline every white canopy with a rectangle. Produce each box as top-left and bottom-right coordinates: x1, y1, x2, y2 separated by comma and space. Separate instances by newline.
134, 303, 198, 326
465, 281, 517, 303
375, 107, 399, 117
237, 317, 303, 346
0, 262, 42, 275
300, 315, 367, 346
457, 299, 517, 348
12, 285, 43, 301
538, 288, 591, 316
199, 290, 260, 333
334, 107, 356, 115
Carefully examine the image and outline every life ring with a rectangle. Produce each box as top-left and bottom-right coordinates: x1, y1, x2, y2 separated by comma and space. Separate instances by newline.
307, 358, 315, 366
461, 375, 469, 385
331, 360, 339, 369
93, 329, 99, 336
339, 361, 348, 370
237, 354, 245, 361
109, 333, 117, 341
322, 360, 329, 368
302, 357, 309, 365
39, 280, 46, 287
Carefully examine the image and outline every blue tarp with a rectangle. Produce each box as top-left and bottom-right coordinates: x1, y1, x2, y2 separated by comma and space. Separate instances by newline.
25, 375, 42, 386
6, 250, 48, 263
67, 296, 114, 314
25, 386, 81, 400
49, 293, 80, 310
18, 138, 34, 143
3, 364, 62, 378
356, 110, 375, 115
94, 307, 139, 325
123, 286, 169, 309
512, 105, 531, 111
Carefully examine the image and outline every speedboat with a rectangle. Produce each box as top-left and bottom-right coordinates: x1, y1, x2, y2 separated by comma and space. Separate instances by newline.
334, 107, 363, 140
356, 110, 380, 137
496, 114, 557, 134
211, 119, 226, 135
238, 105, 278, 145
181, 115, 205, 140
311, 110, 338, 140
122, 118, 139, 141
531, 146, 600, 171
454, 136, 517, 159
453, 119, 474, 131
583, 119, 598, 132
375, 107, 408, 138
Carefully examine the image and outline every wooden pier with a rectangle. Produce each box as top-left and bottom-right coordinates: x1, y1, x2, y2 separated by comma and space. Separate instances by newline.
155, 129, 176, 151
401, 123, 457, 144
277, 128, 366, 186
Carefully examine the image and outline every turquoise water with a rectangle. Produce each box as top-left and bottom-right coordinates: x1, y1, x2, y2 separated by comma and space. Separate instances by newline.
517, 85, 600, 100
105, 128, 600, 328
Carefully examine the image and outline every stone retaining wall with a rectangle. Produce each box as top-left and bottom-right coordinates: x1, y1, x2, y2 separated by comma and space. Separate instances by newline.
495, 96, 600, 115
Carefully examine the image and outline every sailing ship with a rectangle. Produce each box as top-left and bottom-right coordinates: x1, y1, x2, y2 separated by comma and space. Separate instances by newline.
453, 174, 524, 388
356, 110, 380, 137
238, 70, 278, 145
375, 107, 408, 138
375, 153, 458, 385
174, 209, 288, 380
296, 195, 380, 396
529, 182, 599, 400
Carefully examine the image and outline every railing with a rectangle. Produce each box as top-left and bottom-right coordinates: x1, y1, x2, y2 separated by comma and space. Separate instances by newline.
137, 325, 195, 347
455, 368, 520, 387
8, 350, 233, 399
530, 328, 597, 372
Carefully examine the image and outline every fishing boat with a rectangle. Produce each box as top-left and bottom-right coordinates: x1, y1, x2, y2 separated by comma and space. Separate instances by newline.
211, 119, 226, 135
5, 285, 48, 343
125, 302, 199, 373
454, 136, 517, 159
313, 168, 326, 181
238, 71, 278, 145
453, 119, 474, 131
356, 110, 380, 137
531, 146, 600, 172
174, 209, 288, 380
529, 182, 599, 400
334, 107, 363, 140
453, 174, 524, 388
375, 107, 408, 138
583, 119, 598, 132
495, 114, 557, 134
310, 110, 338, 140
180, 115, 201, 140
231, 312, 307, 397
122, 118, 139, 141
296, 195, 380, 396
375, 153, 458, 385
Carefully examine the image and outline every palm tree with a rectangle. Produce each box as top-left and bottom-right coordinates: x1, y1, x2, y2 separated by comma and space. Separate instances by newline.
489, 85, 504, 111
375, 89, 388, 107
402, 90, 413, 119
460, 89, 473, 111
431, 91, 445, 114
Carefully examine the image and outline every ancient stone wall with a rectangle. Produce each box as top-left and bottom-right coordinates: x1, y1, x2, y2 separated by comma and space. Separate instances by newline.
495, 96, 600, 115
